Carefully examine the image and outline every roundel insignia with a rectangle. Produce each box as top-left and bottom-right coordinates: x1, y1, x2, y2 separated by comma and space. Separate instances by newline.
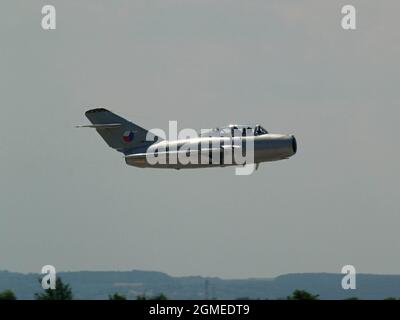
122, 130, 134, 142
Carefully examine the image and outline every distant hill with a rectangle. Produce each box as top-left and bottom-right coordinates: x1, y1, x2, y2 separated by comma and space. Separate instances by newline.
1, 270, 400, 300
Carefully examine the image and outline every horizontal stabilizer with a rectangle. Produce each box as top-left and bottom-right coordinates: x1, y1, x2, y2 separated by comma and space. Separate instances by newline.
76, 123, 122, 129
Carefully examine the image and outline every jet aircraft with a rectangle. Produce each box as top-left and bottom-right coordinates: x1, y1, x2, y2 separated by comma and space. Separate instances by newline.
78, 108, 297, 170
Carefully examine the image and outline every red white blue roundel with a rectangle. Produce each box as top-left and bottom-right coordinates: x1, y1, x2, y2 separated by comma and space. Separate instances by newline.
122, 130, 134, 142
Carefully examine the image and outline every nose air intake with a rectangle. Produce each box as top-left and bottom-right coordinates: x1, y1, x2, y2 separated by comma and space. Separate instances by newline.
291, 135, 297, 154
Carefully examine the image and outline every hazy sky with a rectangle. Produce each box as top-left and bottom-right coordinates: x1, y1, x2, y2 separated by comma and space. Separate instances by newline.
1, 1, 399, 278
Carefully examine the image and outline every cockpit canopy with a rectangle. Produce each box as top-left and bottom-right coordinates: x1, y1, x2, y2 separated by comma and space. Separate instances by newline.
200, 124, 268, 137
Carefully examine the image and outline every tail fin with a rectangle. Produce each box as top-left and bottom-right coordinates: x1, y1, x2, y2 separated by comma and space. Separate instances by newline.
83, 108, 158, 154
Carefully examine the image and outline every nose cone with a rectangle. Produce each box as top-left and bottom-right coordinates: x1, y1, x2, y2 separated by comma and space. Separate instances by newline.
291, 135, 297, 154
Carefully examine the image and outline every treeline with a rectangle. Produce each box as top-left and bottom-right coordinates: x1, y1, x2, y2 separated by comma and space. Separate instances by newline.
1, 278, 400, 300
0, 277, 168, 300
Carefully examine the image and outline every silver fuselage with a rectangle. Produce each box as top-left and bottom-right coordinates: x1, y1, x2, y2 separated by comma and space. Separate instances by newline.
124, 133, 297, 169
